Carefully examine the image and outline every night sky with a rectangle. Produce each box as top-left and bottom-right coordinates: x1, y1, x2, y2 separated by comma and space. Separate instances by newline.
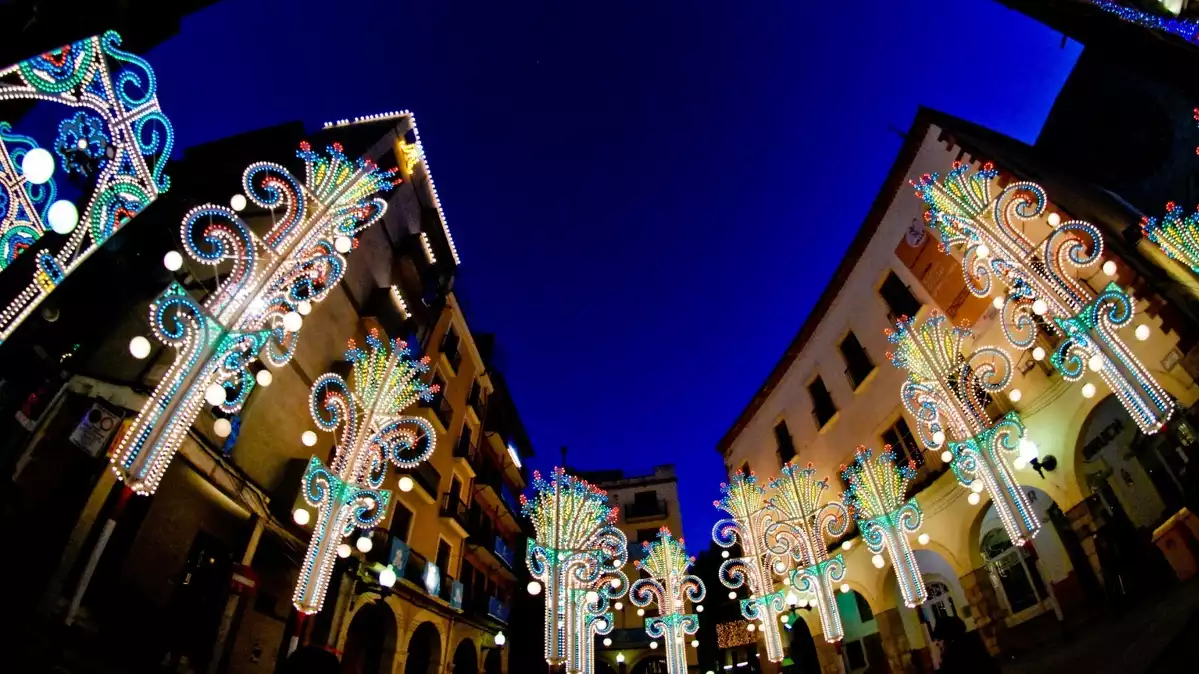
147, 0, 1081, 546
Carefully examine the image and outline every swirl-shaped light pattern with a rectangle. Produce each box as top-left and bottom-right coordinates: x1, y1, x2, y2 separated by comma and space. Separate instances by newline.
912, 162, 1173, 434
0, 31, 173, 342
841, 448, 927, 608
521, 467, 629, 672
630, 528, 705, 674
291, 330, 437, 614
112, 143, 398, 496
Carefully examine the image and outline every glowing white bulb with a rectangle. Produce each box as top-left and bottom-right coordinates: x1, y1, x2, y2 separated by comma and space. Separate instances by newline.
255, 369, 273, 387
301, 430, 318, 447
1019, 438, 1039, 459
48, 200, 78, 234
356, 535, 373, 553
282, 311, 303, 332
494, 632, 506, 647
1088, 354, 1104, 371
649, 641, 658, 650
163, 250, 183, 271
781, 614, 790, 623
992, 296, 1004, 310
616, 654, 625, 664
1102, 260, 1117, 276
1032, 346, 1046, 361
695, 604, 704, 613
918, 533, 930, 545
337, 543, 352, 558
586, 591, 600, 604
746, 623, 756, 633
1033, 299, 1048, 315
1082, 382, 1097, 399
611, 578, 620, 588
614, 601, 623, 611
527, 581, 542, 596
230, 194, 247, 212
933, 430, 946, 445
976, 243, 990, 258
971, 481, 985, 493
842, 540, 853, 551
941, 450, 954, 463
292, 508, 310, 526
840, 583, 850, 594
691, 639, 699, 648
129, 336, 151, 359
1135, 324, 1150, 341
872, 554, 885, 569
205, 383, 227, 407
637, 608, 645, 617
603, 638, 612, 647
297, 300, 312, 316
728, 591, 737, 600
334, 235, 353, 254
721, 550, 729, 559
1009, 388, 1022, 402
21, 147, 54, 184
1013, 457, 1028, 470
398, 476, 414, 492
213, 418, 232, 438
968, 492, 981, 505
379, 566, 397, 587
1047, 212, 1061, 227
786, 591, 799, 606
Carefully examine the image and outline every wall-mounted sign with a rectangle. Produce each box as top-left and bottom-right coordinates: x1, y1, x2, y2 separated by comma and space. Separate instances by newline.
69, 400, 122, 456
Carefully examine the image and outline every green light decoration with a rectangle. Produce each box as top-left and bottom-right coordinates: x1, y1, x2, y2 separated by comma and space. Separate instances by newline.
630, 528, 705, 674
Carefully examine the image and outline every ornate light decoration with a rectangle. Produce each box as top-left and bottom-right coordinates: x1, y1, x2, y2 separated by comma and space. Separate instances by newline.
712, 471, 786, 663
913, 161, 1174, 434
292, 329, 438, 613
521, 468, 629, 674
112, 143, 397, 494
0, 31, 172, 341
887, 313, 1040, 546
840, 447, 926, 608
630, 528, 705, 674
766, 463, 849, 643
1142, 201, 1199, 275
1085, 1, 1199, 45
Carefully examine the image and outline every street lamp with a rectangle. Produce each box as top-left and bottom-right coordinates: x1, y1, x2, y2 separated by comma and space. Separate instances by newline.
493, 631, 506, 648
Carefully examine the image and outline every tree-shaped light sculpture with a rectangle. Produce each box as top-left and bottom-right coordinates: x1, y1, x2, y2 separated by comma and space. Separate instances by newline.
712, 471, 786, 663
630, 528, 705, 674
840, 447, 926, 608
521, 468, 629, 674
113, 143, 397, 494
0, 31, 172, 342
1142, 201, 1199, 275
913, 161, 1174, 434
767, 463, 850, 643
887, 312, 1040, 546
292, 328, 438, 614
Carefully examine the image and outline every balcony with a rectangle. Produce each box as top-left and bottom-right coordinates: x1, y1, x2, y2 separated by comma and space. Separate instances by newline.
399, 461, 441, 505
400, 549, 463, 609
466, 383, 485, 424
453, 438, 481, 478
439, 493, 471, 538
624, 498, 669, 523
465, 517, 517, 576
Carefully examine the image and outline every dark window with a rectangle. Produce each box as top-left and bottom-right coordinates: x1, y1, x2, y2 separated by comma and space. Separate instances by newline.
740, 461, 750, 476
879, 271, 921, 320
839, 332, 875, 388
882, 417, 923, 467
467, 380, 483, 416
392, 501, 414, 543
441, 326, 462, 372
854, 591, 874, 622
458, 423, 473, 454
450, 476, 462, 501
436, 539, 452, 573
425, 373, 453, 429
809, 376, 838, 428
636, 528, 659, 545
773, 420, 796, 465
633, 491, 657, 508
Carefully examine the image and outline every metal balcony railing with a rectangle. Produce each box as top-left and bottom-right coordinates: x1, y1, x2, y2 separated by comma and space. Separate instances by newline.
624, 498, 669, 522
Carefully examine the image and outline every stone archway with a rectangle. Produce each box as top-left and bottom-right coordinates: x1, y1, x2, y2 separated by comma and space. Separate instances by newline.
787, 610, 820, 674
341, 601, 397, 674
404, 622, 442, 674
833, 588, 886, 673
451, 638, 477, 674
483, 645, 503, 674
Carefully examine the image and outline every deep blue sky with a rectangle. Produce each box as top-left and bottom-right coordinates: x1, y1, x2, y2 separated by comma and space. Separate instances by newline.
148, 0, 1081, 547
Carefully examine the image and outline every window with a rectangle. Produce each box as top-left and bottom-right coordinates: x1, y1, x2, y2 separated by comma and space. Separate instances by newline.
441, 325, 462, 372
392, 501, 414, 543
425, 373, 453, 429
436, 539, 452, 574
879, 271, 921, 320
808, 375, 838, 429
450, 476, 462, 502
636, 528, 659, 545
773, 420, 796, 465
854, 591, 874, 622
740, 461, 751, 476
457, 423, 473, 455
882, 417, 923, 467
839, 331, 875, 389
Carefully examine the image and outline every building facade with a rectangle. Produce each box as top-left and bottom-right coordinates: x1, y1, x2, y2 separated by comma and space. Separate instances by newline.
717, 107, 1199, 674
1, 112, 536, 674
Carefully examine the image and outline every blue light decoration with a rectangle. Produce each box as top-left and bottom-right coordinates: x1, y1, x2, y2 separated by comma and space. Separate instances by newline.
0, 32, 172, 341
913, 162, 1174, 435
767, 464, 850, 643
840, 448, 926, 608
292, 328, 439, 614
887, 312, 1041, 547
712, 471, 786, 664
520, 468, 629, 674
1142, 201, 1199, 274
111, 143, 398, 495
630, 528, 705, 674
1086, 1, 1199, 44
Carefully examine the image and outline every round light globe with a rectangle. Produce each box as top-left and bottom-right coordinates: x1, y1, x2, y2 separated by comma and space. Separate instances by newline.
230, 194, 247, 212
527, 580, 542, 596
337, 543, 352, 558
129, 335, 152, 359
379, 566, 397, 588
918, 533, 930, 545
1135, 324, 1150, 341
1032, 346, 1047, 361
746, 623, 756, 633
494, 632, 506, 647
1033, 299, 1048, 315
213, 418, 232, 438
649, 642, 658, 650
992, 296, 1004, 310
614, 601, 623, 611
301, 430, 318, 447
932, 430, 946, 445
163, 250, 183, 271
1013, 457, 1028, 470
255, 369, 273, 387
334, 235, 353, 254
871, 554, 885, 569
205, 383, 227, 407
941, 450, 954, 463
971, 481, 985, 493
695, 605, 703, 613
841, 540, 853, 551
21, 148, 55, 184
616, 654, 625, 664
691, 639, 699, 648
282, 311, 303, 333
356, 535, 373, 553
585, 591, 600, 604
840, 583, 851, 594
292, 508, 310, 526
1009, 388, 1022, 402
728, 591, 737, 600
1047, 212, 1061, 227
721, 550, 729, 559
1102, 260, 1117, 276
297, 300, 312, 316
48, 200, 78, 234
1082, 382, 1097, 399
976, 243, 990, 258
1088, 354, 1104, 371
968, 492, 982, 505
636, 608, 645, 617
603, 637, 612, 647
398, 476, 414, 492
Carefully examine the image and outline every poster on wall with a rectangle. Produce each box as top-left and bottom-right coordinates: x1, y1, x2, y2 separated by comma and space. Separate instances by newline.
69, 400, 122, 456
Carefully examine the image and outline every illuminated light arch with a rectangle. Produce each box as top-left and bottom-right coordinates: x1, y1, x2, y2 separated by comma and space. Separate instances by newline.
630, 528, 705, 674
0, 31, 173, 342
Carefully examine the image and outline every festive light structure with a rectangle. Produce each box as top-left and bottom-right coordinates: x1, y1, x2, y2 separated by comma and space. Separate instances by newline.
887, 313, 1040, 546
712, 471, 786, 663
913, 161, 1174, 434
1142, 201, 1199, 275
522, 468, 629, 674
112, 143, 397, 494
767, 464, 850, 643
1085, 1, 1199, 44
630, 528, 705, 674
292, 329, 438, 613
0, 31, 172, 341
840, 447, 927, 608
